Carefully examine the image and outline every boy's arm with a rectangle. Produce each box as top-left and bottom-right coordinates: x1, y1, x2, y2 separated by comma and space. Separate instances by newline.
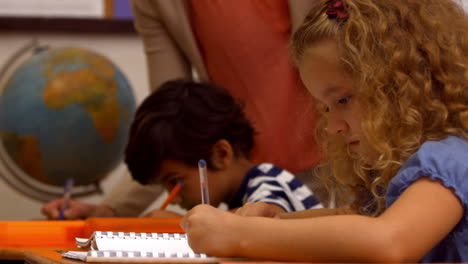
233, 203, 286, 217
230, 201, 352, 218
101, 172, 164, 217
277, 204, 355, 219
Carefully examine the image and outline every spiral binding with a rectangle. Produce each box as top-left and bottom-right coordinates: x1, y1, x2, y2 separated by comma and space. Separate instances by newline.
94, 231, 187, 240
89, 250, 208, 259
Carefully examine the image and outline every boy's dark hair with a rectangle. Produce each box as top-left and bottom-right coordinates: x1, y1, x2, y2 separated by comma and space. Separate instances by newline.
124, 79, 256, 185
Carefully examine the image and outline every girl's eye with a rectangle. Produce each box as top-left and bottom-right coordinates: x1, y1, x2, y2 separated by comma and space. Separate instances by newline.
337, 96, 351, 105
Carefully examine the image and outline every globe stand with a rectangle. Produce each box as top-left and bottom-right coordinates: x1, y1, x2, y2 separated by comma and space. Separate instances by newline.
0, 39, 103, 202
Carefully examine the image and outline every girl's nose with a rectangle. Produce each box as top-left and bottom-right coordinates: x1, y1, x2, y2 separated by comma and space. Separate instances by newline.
327, 113, 348, 136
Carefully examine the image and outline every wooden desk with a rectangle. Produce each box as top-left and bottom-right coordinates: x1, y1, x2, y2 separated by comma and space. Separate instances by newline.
0, 247, 74, 264
26, 248, 83, 264
2, 247, 427, 264
3, 247, 316, 264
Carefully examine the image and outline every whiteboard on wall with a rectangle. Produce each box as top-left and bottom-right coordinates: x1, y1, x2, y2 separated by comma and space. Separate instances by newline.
0, 0, 105, 18
456, 0, 468, 12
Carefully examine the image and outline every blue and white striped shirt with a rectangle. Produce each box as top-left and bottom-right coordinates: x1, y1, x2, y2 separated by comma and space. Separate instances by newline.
228, 163, 322, 212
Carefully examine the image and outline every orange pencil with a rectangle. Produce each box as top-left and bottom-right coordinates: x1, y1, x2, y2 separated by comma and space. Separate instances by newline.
159, 181, 184, 210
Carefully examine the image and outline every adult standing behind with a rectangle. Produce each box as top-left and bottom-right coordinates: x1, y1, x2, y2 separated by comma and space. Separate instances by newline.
41, 0, 322, 219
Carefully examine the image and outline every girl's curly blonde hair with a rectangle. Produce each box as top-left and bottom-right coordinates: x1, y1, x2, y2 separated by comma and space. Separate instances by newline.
291, 0, 468, 215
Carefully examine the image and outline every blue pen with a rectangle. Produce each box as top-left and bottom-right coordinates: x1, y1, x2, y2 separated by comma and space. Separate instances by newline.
198, 159, 210, 205
58, 178, 74, 220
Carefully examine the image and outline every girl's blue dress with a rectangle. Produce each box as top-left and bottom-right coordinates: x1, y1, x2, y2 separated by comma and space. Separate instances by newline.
386, 136, 468, 262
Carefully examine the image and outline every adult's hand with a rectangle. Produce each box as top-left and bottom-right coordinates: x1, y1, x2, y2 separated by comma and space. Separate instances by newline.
41, 199, 115, 219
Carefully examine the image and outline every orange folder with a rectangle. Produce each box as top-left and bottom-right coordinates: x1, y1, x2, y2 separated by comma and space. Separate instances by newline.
0, 217, 183, 247
0, 220, 85, 247
83, 217, 183, 236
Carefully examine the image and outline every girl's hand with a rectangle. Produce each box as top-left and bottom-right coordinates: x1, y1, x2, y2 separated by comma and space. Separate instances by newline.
180, 204, 243, 257
234, 201, 285, 217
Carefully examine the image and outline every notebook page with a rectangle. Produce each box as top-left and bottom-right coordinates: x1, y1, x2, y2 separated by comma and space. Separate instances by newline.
77, 231, 194, 253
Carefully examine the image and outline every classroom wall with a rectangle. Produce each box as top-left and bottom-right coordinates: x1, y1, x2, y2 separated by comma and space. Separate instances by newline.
0, 31, 168, 220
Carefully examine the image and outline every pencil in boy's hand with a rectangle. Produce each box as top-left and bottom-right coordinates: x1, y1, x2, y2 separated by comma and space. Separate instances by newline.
58, 178, 74, 220
198, 159, 210, 205
159, 181, 184, 210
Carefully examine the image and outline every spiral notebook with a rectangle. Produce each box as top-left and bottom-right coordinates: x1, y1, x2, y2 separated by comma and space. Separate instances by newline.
61, 231, 245, 263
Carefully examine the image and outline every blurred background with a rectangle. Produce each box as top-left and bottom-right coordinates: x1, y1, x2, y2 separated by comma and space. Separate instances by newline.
0, 0, 159, 220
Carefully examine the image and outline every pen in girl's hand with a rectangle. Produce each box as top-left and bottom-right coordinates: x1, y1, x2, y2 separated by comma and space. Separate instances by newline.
198, 159, 210, 205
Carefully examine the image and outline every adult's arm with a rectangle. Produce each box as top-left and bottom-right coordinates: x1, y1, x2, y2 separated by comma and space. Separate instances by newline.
131, 0, 193, 91
98, 1, 195, 217
101, 171, 164, 217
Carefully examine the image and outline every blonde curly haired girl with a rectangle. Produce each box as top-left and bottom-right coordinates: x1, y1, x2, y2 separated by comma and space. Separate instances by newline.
181, 0, 468, 262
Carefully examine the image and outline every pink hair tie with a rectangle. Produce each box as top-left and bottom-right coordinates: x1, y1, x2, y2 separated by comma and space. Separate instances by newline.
326, 0, 349, 21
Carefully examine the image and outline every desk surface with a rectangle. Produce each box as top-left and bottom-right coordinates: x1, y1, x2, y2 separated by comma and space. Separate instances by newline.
2, 247, 316, 264
2, 247, 241, 264
1, 247, 79, 264
1, 247, 434, 264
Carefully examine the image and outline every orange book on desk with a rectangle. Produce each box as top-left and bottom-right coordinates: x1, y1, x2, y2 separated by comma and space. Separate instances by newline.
0, 217, 183, 247
83, 217, 183, 236
0, 220, 85, 247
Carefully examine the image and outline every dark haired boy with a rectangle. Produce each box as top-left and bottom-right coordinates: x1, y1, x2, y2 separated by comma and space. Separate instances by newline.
124, 80, 322, 214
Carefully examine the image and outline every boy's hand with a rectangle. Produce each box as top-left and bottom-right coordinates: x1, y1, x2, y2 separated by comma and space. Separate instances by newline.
142, 209, 182, 218
41, 199, 115, 219
180, 204, 242, 257
234, 201, 285, 217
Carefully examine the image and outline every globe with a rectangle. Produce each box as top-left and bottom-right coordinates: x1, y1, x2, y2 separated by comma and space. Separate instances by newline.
0, 46, 136, 201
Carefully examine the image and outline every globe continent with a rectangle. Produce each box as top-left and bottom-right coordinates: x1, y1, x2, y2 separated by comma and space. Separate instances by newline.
0, 47, 136, 187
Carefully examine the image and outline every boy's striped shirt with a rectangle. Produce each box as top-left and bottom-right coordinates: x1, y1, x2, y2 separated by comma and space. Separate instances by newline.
229, 163, 322, 212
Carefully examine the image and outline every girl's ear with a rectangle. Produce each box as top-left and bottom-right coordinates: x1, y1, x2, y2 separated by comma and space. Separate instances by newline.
210, 139, 234, 170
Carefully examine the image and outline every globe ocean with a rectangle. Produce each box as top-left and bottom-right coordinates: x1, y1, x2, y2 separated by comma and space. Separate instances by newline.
0, 47, 136, 189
